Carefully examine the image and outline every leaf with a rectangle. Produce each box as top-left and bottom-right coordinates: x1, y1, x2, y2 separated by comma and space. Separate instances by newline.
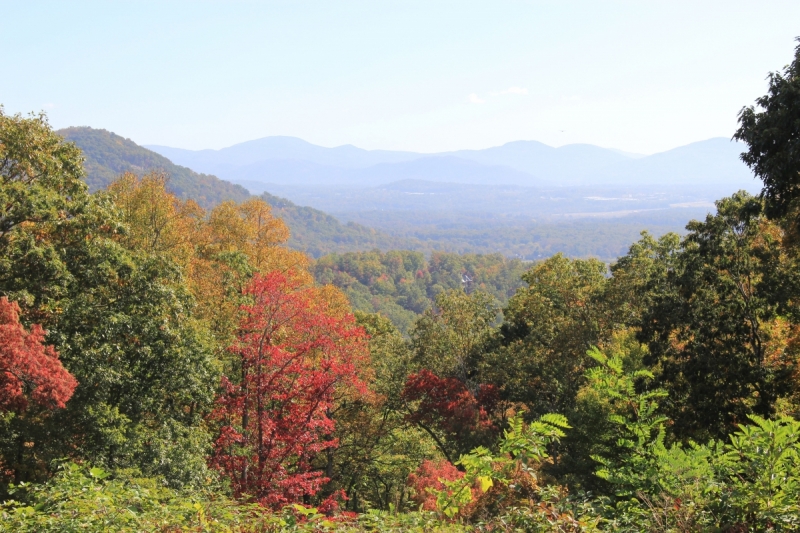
539, 413, 571, 429
89, 467, 109, 479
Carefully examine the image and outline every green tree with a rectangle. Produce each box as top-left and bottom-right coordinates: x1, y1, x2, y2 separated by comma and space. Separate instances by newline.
734, 38, 800, 221
638, 192, 800, 441
491, 254, 610, 418
604, 231, 682, 330
0, 108, 87, 251
324, 312, 438, 512
0, 110, 217, 488
410, 289, 498, 386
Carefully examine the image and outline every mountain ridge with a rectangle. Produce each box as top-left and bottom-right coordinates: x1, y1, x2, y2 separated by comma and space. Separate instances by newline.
59, 127, 251, 208
145, 136, 755, 192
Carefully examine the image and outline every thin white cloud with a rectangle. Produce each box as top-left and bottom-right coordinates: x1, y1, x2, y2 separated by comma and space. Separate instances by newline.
467, 93, 485, 104
490, 86, 528, 96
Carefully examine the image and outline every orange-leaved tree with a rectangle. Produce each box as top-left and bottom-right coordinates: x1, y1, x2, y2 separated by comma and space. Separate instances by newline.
108, 173, 310, 344
209, 271, 369, 508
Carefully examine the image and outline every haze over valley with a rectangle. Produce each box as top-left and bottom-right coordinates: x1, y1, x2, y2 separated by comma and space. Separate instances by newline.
140, 134, 758, 260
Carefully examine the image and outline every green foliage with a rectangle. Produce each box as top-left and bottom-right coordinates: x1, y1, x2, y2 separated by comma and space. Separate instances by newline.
720, 415, 800, 529
586, 342, 800, 531
59, 127, 250, 209
0, 108, 87, 249
0, 463, 471, 532
312, 249, 525, 334
410, 289, 498, 384
632, 192, 800, 441
605, 231, 682, 329
355, 311, 413, 408
490, 254, 611, 418
329, 313, 439, 512
585, 346, 669, 498
734, 38, 800, 220
0, 231, 218, 487
429, 413, 593, 531
0, 111, 217, 490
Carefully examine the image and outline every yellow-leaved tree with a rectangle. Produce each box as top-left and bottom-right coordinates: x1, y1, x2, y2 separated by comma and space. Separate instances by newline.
108, 172, 311, 347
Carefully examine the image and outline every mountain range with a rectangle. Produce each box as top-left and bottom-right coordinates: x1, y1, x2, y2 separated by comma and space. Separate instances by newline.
146, 136, 758, 191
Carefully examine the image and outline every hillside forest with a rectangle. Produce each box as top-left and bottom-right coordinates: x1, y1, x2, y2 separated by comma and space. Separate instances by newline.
2, 41, 800, 532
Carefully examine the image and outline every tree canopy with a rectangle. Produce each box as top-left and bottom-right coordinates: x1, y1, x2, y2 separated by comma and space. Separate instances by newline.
735, 38, 800, 220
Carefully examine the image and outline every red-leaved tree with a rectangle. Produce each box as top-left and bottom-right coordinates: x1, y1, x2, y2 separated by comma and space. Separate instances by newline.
402, 369, 497, 462
209, 272, 369, 508
0, 297, 77, 412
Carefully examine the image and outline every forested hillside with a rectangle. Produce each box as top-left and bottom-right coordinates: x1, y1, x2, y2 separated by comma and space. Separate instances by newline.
312, 250, 527, 333
3, 41, 800, 533
58, 126, 251, 208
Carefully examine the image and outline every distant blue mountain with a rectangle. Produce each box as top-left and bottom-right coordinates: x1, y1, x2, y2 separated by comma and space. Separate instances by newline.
145, 136, 756, 193
591, 137, 756, 188
444, 141, 633, 180
147, 136, 421, 174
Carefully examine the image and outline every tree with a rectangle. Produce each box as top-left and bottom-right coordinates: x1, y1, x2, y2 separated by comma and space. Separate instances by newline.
321, 312, 436, 513
407, 459, 464, 511
734, 38, 800, 220
0, 107, 86, 250
107, 172, 203, 262
109, 174, 309, 347
0, 297, 76, 413
604, 231, 682, 329
491, 254, 610, 418
311, 250, 526, 335
401, 290, 501, 461
209, 271, 369, 508
0, 113, 218, 488
410, 289, 498, 386
638, 192, 800, 441
401, 369, 497, 463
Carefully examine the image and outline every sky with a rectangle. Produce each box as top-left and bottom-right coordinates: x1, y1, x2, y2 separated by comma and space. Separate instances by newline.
2, 1, 799, 154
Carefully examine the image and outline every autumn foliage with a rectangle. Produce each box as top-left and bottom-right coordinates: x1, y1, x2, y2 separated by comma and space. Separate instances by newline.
407, 459, 464, 511
210, 271, 369, 508
0, 297, 77, 412
109, 173, 310, 344
402, 370, 497, 460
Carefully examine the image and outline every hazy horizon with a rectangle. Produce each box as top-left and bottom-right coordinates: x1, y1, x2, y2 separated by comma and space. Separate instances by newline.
145, 133, 731, 157
3, 1, 799, 155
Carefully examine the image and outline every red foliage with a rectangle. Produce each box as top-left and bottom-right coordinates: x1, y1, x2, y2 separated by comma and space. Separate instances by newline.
476, 383, 500, 414
209, 272, 369, 508
402, 370, 496, 443
407, 459, 464, 510
0, 297, 77, 412
317, 489, 347, 515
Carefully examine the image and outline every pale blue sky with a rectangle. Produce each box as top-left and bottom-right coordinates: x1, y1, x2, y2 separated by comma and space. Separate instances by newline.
2, 1, 799, 153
